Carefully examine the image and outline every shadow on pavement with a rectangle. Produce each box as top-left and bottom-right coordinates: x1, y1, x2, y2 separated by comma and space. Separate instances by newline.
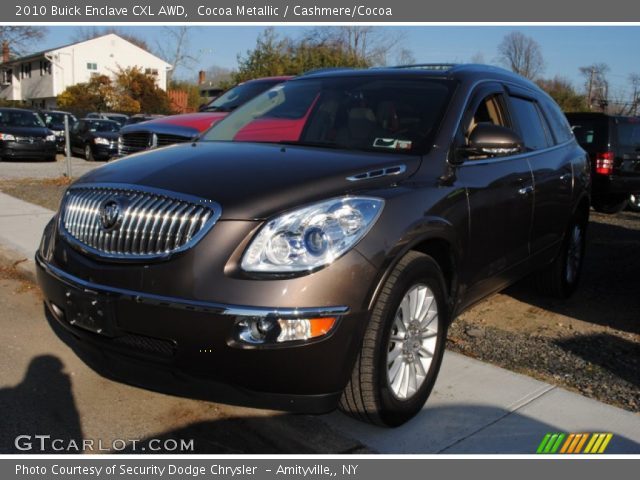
0, 355, 84, 453
506, 214, 640, 335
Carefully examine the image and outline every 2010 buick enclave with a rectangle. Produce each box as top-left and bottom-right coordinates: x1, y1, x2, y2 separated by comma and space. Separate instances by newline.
36, 65, 590, 426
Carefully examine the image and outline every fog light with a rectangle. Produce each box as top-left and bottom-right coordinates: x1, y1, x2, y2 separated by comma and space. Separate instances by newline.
50, 302, 64, 320
234, 316, 338, 345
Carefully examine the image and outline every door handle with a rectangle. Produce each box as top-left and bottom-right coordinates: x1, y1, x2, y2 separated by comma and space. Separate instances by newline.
518, 185, 534, 196
560, 173, 572, 183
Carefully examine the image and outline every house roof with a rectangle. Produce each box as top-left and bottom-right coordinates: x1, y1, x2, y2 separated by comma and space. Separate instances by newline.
0, 33, 171, 69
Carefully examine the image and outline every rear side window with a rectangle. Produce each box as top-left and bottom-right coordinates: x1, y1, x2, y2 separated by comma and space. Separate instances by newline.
509, 97, 551, 150
615, 118, 640, 148
569, 118, 607, 147
541, 98, 573, 144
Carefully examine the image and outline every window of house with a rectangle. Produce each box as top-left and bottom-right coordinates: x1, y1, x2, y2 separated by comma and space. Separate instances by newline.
144, 68, 159, 76
39, 60, 52, 76
2, 69, 12, 84
20, 62, 32, 79
87, 62, 98, 71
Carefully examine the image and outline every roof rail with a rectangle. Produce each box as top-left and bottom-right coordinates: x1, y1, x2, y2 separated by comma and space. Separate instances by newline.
298, 67, 357, 76
388, 63, 458, 71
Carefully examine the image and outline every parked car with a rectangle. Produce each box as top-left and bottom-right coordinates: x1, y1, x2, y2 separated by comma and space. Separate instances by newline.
69, 118, 120, 161
124, 114, 165, 126
566, 113, 640, 213
118, 76, 291, 156
86, 112, 129, 128
0, 107, 57, 161
38, 110, 78, 152
36, 64, 590, 426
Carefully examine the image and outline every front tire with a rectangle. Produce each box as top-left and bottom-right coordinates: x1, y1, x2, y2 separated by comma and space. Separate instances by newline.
84, 144, 95, 162
339, 251, 449, 427
628, 193, 640, 212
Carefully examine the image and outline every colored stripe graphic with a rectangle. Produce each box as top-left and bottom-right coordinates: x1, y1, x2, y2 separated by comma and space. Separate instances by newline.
538, 433, 613, 454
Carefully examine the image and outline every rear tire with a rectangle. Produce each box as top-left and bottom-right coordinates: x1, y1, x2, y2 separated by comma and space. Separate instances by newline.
339, 251, 449, 427
592, 195, 627, 214
535, 213, 587, 298
628, 194, 640, 212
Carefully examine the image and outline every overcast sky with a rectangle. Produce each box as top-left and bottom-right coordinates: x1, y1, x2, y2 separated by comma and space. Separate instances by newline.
36, 26, 640, 95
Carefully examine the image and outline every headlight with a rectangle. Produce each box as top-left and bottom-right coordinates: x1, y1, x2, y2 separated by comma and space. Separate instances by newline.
241, 196, 384, 273
45, 134, 56, 142
93, 137, 110, 145
53, 130, 64, 137
0, 133, 16, 141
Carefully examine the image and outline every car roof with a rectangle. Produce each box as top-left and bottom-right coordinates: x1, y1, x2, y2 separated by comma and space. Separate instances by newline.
80, 118, 119, 123
0, 107, 38, 113
295, 63, 542, 90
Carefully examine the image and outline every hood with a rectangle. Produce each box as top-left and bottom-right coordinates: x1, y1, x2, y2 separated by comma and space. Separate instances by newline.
76, 142, 421, 220
132, 112, 228, 132
0, 126, 51, 137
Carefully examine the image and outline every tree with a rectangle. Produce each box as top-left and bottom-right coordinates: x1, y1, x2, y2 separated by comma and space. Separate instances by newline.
302, 26, 404, 66
155, 27, 200, 84
233, 28, 380, 83
115, 67, 171, 114
395, 48, 416, 66
579, 63, 609, 111
627, 73, 640, 116
70, 27, 151, 51
497, 31, 545, 80
536, 77, 588, 112
57, 75, 113, 113
169, 80, 202, 112
0, 26, 47, 57
200, 65, 232, 86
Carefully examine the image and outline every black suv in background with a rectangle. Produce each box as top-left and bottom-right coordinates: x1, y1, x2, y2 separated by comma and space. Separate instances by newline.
0, 108, 57, 161
37, 65, 590, 426
39, 110, 78, 152
567, 113, 640, 213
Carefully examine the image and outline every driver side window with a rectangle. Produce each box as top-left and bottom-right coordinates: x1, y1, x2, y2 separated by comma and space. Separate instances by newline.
465, 94, 509, 140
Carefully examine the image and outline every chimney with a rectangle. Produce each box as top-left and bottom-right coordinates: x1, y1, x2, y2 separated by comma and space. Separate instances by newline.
2, 42, 9, 63
198, 70, 205, 85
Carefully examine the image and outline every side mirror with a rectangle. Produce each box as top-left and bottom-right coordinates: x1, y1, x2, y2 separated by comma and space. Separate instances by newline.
460, 123, 524, 159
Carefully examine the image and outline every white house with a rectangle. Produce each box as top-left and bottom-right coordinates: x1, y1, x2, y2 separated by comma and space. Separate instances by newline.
0, 34, 173, 109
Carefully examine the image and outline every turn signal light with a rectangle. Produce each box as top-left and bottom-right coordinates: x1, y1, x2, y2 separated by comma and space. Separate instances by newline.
234, 316, 338, 345
595, 152, 614, 175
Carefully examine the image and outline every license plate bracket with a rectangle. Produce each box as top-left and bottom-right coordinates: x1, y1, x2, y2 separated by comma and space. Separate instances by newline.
65, 289, 116, 337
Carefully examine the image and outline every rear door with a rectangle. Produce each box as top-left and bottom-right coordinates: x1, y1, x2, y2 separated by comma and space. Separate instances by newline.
455, 83, 534, 290
507, 89, 573, 254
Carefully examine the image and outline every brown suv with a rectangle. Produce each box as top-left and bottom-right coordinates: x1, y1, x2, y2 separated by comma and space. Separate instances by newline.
36, 65, 590, 426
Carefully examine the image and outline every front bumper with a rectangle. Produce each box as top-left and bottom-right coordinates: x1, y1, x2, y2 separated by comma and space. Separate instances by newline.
36, 253, 367, 413
92, 143, 118, 160
1, 141, 56, 159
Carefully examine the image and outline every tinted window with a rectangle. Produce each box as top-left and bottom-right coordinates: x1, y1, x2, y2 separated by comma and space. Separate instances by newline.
87, 120, 119, 132
509, 97, 551, 150
202, 78, 454, 154
465, 93, 510, 135
541, 98, 573, 144
569, 118, 606, 147
615, 118, 640, 147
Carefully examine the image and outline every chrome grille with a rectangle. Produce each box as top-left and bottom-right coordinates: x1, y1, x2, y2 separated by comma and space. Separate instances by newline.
157, 133, 192, 147
119, 132, 151, 155
61, 185, 220, 260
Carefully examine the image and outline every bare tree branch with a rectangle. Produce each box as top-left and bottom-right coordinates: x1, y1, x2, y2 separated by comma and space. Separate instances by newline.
0, 26, 47, 57
497, 31, 545, 80
155, 27, 200, 84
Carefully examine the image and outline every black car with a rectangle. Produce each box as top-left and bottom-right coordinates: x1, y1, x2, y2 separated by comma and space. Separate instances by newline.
566, 113, 640, 213
39, 110, 78, 152
37, 65, 590, 426
69, 119, 120, 161
0, 108, 57, 161
86, 112, 129, 129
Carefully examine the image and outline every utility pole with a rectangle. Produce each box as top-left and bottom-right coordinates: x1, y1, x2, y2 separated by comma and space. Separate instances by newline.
587, 67, 596, 111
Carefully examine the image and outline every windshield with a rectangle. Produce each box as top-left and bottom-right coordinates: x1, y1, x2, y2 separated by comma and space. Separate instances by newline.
616, 118, 640, 148
201, 80, 283, 112
105, 115, 127, 127
201, 77, 454, 154
45, 112, 77, 126
87, 120, 119, 133
0, 110, 46, 128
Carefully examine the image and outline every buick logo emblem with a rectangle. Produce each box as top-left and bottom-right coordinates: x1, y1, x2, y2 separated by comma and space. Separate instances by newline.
99, 199, 123, 231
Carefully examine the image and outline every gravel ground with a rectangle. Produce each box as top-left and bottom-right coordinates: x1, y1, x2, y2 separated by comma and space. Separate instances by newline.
0, 155, 103, 181
449, 209, 640, 413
